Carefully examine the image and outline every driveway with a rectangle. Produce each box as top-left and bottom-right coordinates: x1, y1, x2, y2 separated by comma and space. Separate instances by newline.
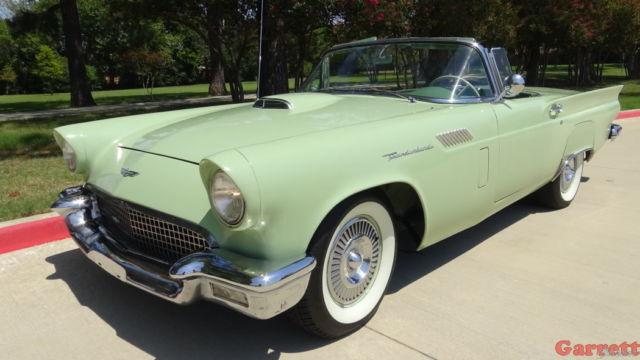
1, 118, 637, 359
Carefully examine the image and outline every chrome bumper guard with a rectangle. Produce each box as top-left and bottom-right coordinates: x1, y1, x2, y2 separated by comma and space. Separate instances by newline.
609, 123, 622, 140
51, 186, 316, 320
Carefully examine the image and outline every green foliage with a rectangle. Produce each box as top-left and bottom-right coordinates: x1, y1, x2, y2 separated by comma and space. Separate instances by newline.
121, 48, 172, 96
0, 0, 638, 98
32, 44, 67, 93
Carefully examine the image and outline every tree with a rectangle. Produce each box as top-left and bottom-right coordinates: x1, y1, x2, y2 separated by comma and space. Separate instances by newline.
0, 20, 17, 94
258, 1, 288, 97
508, 0, 559, 86
32, 44, 66, 93
122, 48, 172, 98
220, 0, 259, 102
119, 0, 227, 96
60, 0, 95, 106
333, 0, 412, 42
606, 0, 640, 79
285, 1, 332, 90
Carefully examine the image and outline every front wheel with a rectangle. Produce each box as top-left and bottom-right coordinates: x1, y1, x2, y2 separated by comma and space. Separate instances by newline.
533, 152, 585, 209
289, 196, 397, 338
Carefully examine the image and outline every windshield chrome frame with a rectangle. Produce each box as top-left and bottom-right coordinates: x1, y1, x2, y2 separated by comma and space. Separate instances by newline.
299, 37, 502, 105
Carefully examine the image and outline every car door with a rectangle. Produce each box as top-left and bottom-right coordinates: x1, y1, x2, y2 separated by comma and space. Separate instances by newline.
489, 48, 565, 202
491, 97, 565, 202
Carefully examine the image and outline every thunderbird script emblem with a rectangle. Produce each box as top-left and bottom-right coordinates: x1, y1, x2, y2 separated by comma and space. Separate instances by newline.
120, 168, 139, 177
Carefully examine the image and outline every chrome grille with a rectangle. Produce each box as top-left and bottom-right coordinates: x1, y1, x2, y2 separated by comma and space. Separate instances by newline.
96, 194, 210, 263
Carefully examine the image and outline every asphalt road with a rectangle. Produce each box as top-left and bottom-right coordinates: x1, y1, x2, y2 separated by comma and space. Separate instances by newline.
1, 118, 637, 360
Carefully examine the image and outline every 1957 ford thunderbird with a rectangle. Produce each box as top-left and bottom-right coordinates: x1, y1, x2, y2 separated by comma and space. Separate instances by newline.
52, 37, 623, 338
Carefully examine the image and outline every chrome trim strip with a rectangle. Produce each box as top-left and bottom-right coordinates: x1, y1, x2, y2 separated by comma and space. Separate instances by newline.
436, 128, 474, 148
51, 186, 316, 320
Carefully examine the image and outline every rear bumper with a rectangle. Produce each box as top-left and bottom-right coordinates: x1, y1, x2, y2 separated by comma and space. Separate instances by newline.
51, 186, 315, 320
609, 123, 623, 140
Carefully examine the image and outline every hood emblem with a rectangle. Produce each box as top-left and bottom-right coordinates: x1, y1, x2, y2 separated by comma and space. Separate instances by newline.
121, 168, 140, 177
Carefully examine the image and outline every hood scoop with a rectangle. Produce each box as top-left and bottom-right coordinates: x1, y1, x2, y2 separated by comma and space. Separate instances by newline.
253, 98, 293, 110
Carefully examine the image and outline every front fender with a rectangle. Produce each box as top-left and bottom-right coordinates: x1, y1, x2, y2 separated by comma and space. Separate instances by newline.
235, 119, 430, 263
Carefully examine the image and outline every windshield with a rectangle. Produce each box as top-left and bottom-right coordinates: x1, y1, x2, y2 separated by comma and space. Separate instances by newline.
301, 42, 494, 102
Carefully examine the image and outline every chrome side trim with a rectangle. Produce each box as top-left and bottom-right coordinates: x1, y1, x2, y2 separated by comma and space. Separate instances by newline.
51, 186, 316, 320
436, 128, 474, 148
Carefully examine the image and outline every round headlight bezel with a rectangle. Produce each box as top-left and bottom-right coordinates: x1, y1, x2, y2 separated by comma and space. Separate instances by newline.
211, 170, 245, 226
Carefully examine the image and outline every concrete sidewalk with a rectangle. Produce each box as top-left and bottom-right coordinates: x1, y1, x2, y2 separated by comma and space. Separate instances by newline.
0, 119, 638, 359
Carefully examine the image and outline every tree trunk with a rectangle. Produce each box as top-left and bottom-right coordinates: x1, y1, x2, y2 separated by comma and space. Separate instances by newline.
60, 0, 95, 107
628, 46, 640, 79
539, 46, 549, 86
258, 9, 288, 97
228, 70, 244, 103
524, 41, 541, 86
206, 4, 225, 96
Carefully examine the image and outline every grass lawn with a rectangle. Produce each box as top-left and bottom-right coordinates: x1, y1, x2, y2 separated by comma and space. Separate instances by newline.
544, 64, 640, 110
0, 79, 300, 113
0, 84, 211, 113
0, 110, 156, 159
0, 156, 83, 222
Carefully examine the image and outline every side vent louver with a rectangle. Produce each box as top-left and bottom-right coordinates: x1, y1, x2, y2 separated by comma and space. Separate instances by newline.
253, 98, 293, 110
436, 128, 474, 148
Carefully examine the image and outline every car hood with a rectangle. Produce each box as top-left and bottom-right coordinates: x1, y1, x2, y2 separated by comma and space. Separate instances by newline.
120, 92, 424, 163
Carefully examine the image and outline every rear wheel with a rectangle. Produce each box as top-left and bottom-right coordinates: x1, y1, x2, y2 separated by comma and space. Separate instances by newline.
289, 196, 397, 338
533, 152, 585, 209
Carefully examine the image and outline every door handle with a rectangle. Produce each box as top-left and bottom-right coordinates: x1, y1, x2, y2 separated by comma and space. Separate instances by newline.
549, 103, 563, 120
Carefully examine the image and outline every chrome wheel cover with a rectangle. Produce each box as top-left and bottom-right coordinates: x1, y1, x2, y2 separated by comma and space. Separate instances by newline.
327, 216, 381, 306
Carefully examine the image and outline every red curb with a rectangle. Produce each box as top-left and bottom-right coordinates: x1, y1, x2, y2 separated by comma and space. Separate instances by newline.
0, 216, 69, 255
617, 110, 640, 120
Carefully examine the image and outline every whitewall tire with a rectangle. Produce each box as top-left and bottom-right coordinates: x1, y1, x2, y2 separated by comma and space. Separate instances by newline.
289, 195, 397, 338
533, 152, 585, 209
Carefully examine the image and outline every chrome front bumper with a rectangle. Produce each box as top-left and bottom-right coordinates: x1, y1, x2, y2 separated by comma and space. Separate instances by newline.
51, 186, 316, 320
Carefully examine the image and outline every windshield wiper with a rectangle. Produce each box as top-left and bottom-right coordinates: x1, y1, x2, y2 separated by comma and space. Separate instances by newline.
319, 86, 416, 103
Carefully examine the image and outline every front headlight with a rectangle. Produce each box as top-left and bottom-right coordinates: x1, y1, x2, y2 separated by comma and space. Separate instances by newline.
61, 141, 77, 172
211, 170, 245, 225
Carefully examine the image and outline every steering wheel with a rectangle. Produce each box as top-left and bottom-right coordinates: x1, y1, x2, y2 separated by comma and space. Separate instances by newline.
429, 75, 480, 98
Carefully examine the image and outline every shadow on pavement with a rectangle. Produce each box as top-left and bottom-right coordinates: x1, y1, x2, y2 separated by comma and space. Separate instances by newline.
45, 251, 334, 360
44, 200, 546, 359
389, 201, 547, 293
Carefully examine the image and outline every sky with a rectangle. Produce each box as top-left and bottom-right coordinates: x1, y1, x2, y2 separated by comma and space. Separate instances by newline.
0, 6, 12, 19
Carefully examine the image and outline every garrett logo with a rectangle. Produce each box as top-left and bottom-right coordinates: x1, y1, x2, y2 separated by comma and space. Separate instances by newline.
555, 340, 640, 357
120, 168, 140, 177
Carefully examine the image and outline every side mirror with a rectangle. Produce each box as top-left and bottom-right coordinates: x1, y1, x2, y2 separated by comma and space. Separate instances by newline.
504, 74, 525, 98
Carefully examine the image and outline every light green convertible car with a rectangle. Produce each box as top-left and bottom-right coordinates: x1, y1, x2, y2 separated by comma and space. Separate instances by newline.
52, 37, 622, 338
